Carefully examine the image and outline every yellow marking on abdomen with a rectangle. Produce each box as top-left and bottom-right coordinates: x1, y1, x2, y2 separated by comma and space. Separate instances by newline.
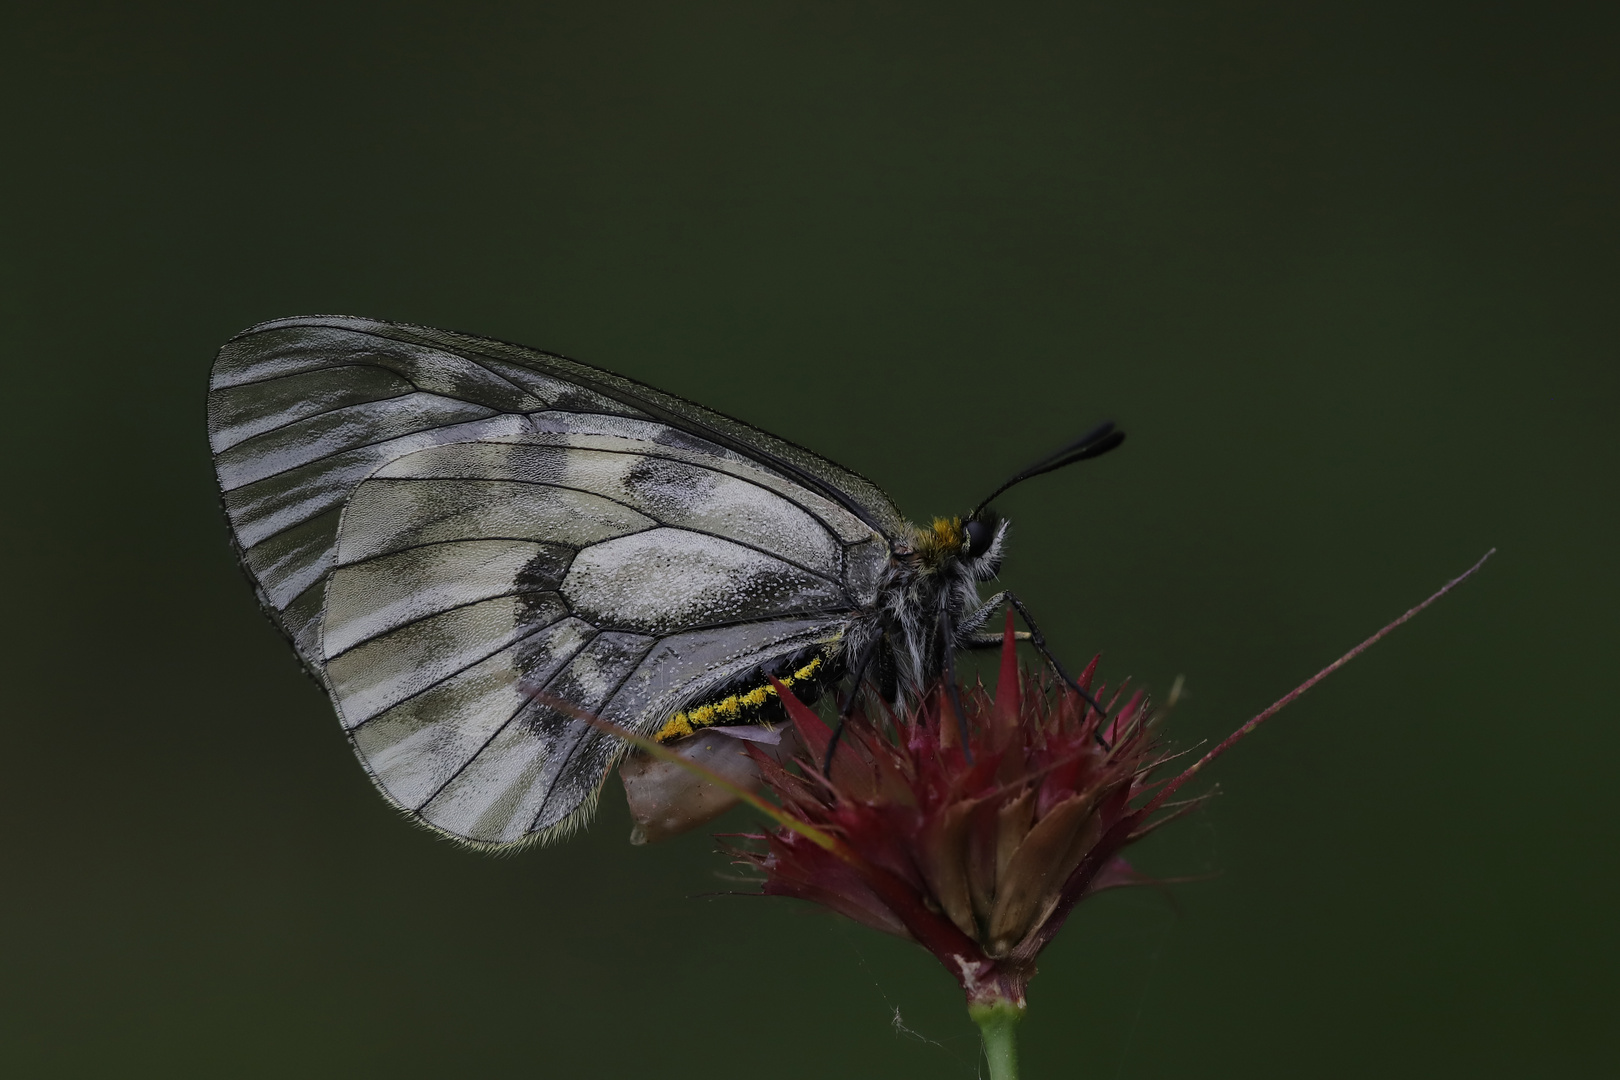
654, 655, 825, 743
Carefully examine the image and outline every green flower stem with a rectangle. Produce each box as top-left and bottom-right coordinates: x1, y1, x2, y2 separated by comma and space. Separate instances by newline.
969, 998, 1024, 1080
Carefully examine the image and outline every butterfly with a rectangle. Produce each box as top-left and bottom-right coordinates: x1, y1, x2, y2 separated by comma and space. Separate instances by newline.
208, 316, 1124, 848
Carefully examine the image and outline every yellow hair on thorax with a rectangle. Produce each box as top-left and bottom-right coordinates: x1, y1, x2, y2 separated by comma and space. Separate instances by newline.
914, 516, 966, 569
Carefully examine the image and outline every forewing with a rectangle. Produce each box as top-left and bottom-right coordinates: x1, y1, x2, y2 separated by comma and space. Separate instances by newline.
207, 316, 897, 845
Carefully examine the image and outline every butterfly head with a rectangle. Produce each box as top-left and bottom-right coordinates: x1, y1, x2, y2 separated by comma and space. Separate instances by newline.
915, 511, 1007, 580
962, 508, 1008, 580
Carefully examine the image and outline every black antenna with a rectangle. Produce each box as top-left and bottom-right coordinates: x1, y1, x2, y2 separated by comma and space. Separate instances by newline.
969, 421, 1125, 519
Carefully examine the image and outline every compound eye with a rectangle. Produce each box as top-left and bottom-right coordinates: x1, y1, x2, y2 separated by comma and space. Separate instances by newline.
964, 519, 993, 558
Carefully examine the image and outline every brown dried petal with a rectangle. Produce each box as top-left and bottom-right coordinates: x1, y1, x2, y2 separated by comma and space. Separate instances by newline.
994, 787, 1037, 883
985, 794, 1096, 955
966, 797, 1001, 924
913, 797, 983, 939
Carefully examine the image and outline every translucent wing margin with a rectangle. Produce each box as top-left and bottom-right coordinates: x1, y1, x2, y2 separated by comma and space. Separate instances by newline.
207, 316, 896, 846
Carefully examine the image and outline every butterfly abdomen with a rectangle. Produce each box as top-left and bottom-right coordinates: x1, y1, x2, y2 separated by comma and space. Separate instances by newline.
654, 648, 837, 742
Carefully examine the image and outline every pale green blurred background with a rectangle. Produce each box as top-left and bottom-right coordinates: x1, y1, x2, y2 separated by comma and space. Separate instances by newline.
2, 2, 1614, 1076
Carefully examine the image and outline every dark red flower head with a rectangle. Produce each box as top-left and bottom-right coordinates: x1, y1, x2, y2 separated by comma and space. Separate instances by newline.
732, 613, 1191, 1008
728, 548, 1493, 1010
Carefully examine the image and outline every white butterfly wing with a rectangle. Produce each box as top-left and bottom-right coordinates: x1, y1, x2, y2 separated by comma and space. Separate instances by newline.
208, 317, 895, 845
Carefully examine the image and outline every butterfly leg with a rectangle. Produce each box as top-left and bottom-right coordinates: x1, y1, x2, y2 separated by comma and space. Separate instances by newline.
962, 631, 1032, 648
938, 606, 975, 763
823, 633, 880, 775
973, 590, 1113, 746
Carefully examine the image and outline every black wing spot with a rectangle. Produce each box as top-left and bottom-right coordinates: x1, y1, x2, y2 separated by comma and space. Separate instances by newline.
514, 544, 576, 600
